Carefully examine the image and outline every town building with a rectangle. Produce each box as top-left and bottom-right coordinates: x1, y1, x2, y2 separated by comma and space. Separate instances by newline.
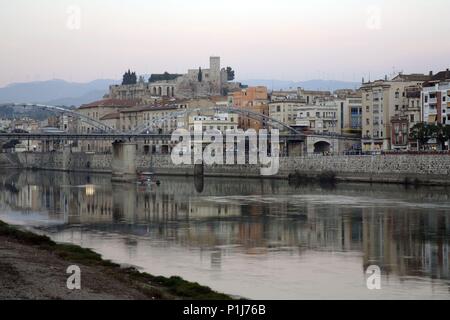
295, 104, 340, 135
188, 113, 239, 133
422, 69, 450, 126
99, 112, 120, 132
269, 90, 298, 102
336, 92, 363, 135
360, 73, 430, 152
77, 98, 140, 134
238, 104, 269, 132
268, 100, 306, 128
76, 98, 140, 152
297, 88, 332, 105
0, 118, 12, 131
229, 86, 268, 107
390, 85, 422, 151
11, 118, 40, 133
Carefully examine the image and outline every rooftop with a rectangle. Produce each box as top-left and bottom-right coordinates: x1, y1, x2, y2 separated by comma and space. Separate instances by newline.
99, 112, 120, 120
120, 104, 178, 114
392, 73, 431, 82
423, 69, 450, 87
79, 98, 140, 109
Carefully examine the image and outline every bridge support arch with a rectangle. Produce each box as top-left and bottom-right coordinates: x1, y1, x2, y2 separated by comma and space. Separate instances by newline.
111, 141, 137, 182
307, 137, 336, 155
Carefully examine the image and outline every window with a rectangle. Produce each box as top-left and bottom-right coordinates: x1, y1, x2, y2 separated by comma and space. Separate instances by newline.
410, 115, 415, 122
276, 106, 281, 112
366, 106, 370, 112
395, 105, 399, 111
395, 91, 400, 99
366, 119, 370, 125
402, 123, 408, 133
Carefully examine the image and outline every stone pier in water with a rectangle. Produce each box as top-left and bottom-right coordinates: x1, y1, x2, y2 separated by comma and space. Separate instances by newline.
111, 142, 137, 182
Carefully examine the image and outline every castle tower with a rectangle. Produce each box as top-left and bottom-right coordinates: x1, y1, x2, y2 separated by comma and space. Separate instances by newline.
209, 56, 221, 94
210, 56, 220, 79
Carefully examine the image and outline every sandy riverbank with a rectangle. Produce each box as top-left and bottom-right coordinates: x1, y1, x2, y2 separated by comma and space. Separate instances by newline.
0, 220, 231, 300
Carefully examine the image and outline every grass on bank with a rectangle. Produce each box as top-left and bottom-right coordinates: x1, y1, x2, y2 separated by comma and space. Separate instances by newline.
0, 220, 232, 300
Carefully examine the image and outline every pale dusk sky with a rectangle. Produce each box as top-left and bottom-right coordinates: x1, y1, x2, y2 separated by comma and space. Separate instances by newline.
0, 0, 449, 86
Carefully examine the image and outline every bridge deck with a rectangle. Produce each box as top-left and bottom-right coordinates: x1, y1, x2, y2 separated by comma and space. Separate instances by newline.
0, 133, 360, 141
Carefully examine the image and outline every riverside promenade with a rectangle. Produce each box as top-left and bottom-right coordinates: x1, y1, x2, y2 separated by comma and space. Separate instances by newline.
3, 152, 450, 186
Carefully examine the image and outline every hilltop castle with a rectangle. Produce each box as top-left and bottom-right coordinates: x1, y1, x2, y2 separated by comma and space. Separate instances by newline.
105, 56, 240, 103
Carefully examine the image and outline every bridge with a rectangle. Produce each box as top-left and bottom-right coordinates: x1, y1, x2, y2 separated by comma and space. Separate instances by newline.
0, 102, 361, 180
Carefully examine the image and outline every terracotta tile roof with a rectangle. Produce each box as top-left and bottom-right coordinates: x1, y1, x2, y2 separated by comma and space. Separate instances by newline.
120, 104, 178, 113
79, 98, 140, 109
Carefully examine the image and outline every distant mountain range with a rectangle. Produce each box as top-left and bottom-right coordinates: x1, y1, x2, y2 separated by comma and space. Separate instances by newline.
0, 79, 119, 107
240, 79, 361, 91
0, 78, 361, 108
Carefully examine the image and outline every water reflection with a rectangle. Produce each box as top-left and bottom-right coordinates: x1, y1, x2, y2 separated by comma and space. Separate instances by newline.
0, 170, 449, 299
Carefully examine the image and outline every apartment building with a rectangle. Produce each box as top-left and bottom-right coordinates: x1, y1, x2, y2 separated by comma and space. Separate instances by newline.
422, 69, 450, 125
0, 118, 11, 131
268, 100, 306, 128
297, 88, 332, 105
77, 98, 140, 133
238, 104, 269, 132
340, 92, 363, 134
390, 85, 422, 150
269, 90, 298, 102
295, 104, 340, 134
360, 74, 430, 152
229, 86, 268, 107
188, 113, 239, 132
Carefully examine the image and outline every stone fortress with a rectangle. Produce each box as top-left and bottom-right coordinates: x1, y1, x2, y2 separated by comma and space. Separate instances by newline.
105, 56, 241, 103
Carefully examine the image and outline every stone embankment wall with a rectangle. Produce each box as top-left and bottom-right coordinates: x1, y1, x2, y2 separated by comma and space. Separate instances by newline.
0, 154, 20, 168
6, 152, 450, 185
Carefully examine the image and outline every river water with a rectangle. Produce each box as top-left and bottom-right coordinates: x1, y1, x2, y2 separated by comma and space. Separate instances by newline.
0, 170, 449, 299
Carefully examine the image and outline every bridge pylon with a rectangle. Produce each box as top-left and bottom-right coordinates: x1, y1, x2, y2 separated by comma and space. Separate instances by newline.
111, 141, 137, 182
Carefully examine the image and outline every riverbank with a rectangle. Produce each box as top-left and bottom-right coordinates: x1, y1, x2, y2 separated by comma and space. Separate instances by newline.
7, 152, 450, 186
0, 220, 232, 300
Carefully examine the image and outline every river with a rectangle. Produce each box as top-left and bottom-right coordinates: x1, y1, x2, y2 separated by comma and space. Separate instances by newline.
0, 170, 449, 299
